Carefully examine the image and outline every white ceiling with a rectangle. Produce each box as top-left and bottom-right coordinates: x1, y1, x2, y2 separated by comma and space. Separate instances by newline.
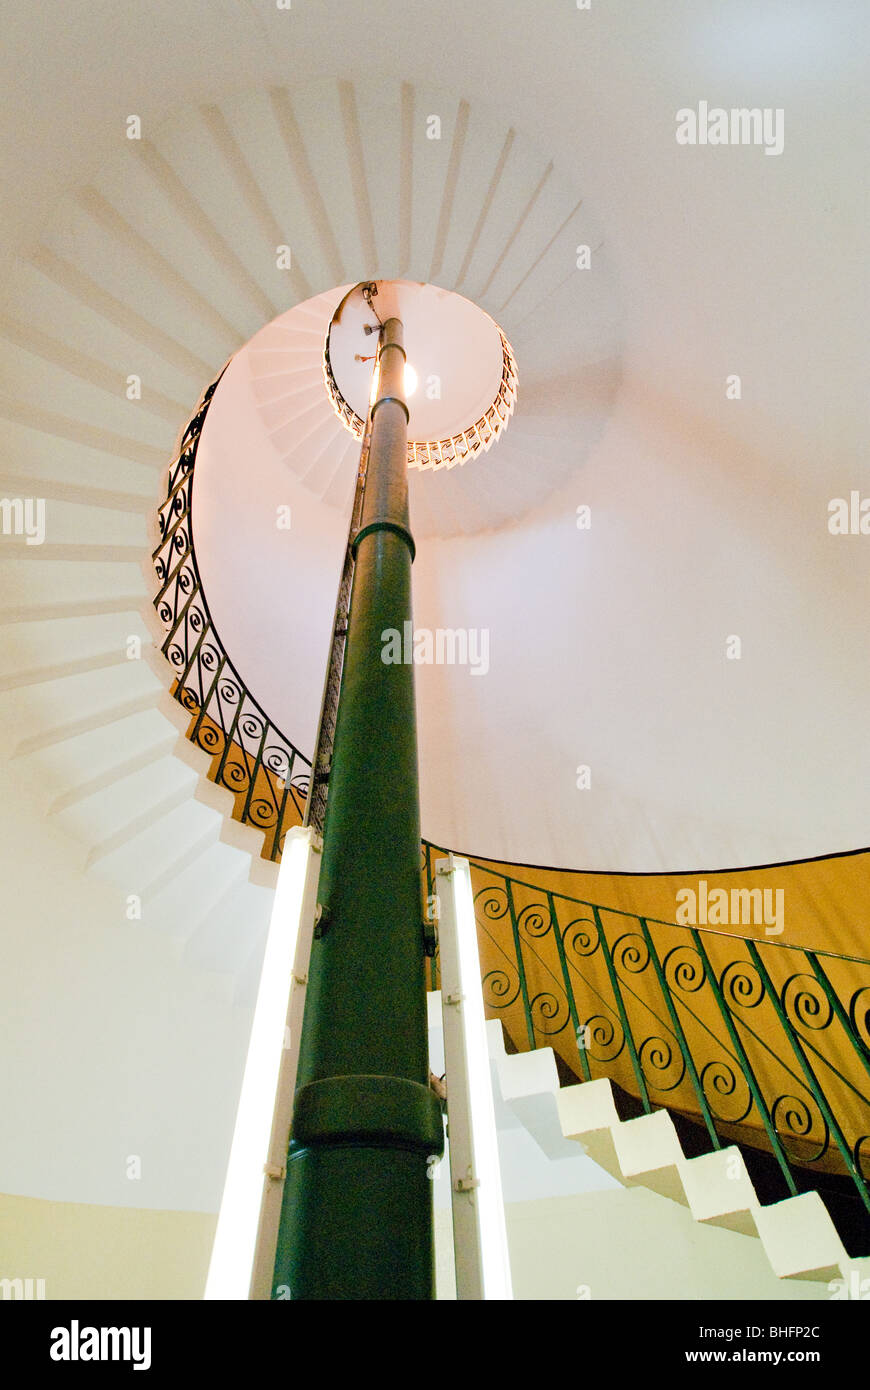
1, 0, 868, 1231
2, 2, 869, 874
327, 280, 509, 443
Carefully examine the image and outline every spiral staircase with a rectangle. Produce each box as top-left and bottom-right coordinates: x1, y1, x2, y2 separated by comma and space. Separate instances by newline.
1, 8, 868, 1300
0, 75, 623, 1007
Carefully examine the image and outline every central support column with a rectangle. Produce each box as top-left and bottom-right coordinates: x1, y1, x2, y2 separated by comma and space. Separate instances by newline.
272, 317, 443, 1299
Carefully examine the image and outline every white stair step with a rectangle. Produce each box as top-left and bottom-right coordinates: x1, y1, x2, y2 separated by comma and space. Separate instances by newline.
611, 1110, 689, 1205
182, 878, 271, 974
488, 1023, 585, 1161
49, 736, 177, 814
677, 1146, 761, 1235
497, 1053, 861, 1286
248, 348, 321, 376
250, 371, 323, 406
556, 1078, 622, 1178
753, 1191, 846, 1282
51, 750, 192, 843
89, 793, 219, 892
153, 841, 248, 948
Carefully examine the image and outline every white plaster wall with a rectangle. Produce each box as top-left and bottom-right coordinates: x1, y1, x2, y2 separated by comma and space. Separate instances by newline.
435, 1190, 829, 1302
0, 758, 252, 1212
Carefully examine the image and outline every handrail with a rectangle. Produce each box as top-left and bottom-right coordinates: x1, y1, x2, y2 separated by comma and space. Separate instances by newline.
323, 315, 518, 472
151, 377, 870, 1242
456, 854, 870, 966
151, 374, 312, 861
423, 842, 870, 1232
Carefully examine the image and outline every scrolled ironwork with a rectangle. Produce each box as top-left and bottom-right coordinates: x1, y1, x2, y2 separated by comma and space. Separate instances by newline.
248, 796, 281, 829
720, 958, 765, 1011
263, 744, 292, 780
151, 374, 311, 862
177, 685, 200, 714
582, 1012, 625, 1063
612, 931, 650, 977
662, 943, 706, 994
781, 972, 833, 1032
482, 965, 521, 1011
221, 755, 252, 792
323, 320, 518, 471
700, 1059, 754, 1125
428, 850, 870, 1237
474, 882, 510, 924
517, 900, 554, 941
638, 1033, 686, 1092
771, 1093, 829, 1165
530, 990, 571, 1036
562, 913, 600, 960
193, 721, 224, 755
849, 986, 870, 1052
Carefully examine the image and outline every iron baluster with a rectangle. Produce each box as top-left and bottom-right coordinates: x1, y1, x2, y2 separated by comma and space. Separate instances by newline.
748, 939, 870, 1214
639, 916, 720, 1148
546, 891, 589, 1081
505, 878, 536, 1051
691, 930, 797, 1193
239, 711, 271, 828
806, 951, 870, 1082
594, 906, 651, 1112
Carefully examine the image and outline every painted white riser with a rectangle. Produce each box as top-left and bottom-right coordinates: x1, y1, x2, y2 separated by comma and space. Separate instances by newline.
487, 1021, 870, 1286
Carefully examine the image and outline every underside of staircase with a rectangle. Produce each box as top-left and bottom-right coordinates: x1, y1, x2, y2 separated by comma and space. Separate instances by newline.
1, 53, 866, 1302
489, 1021, 870, 1287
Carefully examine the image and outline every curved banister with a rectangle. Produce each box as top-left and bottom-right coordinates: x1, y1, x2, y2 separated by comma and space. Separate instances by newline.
152, 376, 870, 1250
423, 842, 870, 1241
152, 374, 312, 860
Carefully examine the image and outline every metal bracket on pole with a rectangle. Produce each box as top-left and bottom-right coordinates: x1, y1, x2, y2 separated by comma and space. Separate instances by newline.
454, 1176, 480, 1193
422, 915, 438, 958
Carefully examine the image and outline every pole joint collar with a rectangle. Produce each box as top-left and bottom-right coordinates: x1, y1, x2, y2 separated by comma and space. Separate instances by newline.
351, 518, 416, 562
292, 1075, 445, 1157
378, 338, 407, 362
370, 394, 410, 424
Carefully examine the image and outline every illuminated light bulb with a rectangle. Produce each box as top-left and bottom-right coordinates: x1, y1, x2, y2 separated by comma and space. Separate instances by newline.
369, 361, 416, 407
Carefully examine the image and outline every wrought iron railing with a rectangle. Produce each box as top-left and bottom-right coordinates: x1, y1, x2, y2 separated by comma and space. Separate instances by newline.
151, 374, 311, 860
303, 396, 373, 836
152, 372, 870, 1248
424, 844, 870, 1238
323, 312, 518, 471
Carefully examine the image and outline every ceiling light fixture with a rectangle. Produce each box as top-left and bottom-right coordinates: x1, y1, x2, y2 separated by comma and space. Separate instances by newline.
323, 282, 518, 472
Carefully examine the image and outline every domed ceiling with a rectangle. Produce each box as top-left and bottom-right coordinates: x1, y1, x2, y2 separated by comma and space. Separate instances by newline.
2, 6, 868, 880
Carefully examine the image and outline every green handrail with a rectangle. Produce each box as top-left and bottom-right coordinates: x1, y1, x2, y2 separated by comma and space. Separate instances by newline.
421, 843, 870, 1228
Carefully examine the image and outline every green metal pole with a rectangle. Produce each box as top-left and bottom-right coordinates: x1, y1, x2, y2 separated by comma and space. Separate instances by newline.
271, 317, 443, 1299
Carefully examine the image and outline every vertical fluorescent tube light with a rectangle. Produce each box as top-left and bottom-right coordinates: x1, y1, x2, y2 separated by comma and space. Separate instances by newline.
436, 854, 513, 1300
205, 827, 317, 1299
